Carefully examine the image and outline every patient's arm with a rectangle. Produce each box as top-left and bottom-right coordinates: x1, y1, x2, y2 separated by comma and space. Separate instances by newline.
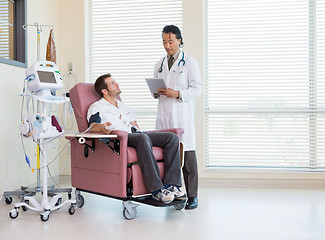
130, 121, 141, 131
89, 122, 112, 134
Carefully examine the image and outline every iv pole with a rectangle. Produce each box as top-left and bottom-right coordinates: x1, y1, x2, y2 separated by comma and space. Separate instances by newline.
24, 22, 53, 192
3, 22, 53, 201
6, 22, 76, 222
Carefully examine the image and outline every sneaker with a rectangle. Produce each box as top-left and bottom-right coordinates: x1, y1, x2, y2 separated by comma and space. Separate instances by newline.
165, 185, 186, 199
152, 189, 175, 204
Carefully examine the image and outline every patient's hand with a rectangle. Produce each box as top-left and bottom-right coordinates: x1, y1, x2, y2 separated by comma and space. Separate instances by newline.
103, 122, 112, 134
89, 122, 112, 134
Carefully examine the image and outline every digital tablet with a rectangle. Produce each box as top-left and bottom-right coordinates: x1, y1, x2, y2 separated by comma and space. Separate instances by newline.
145, 78, 167, 94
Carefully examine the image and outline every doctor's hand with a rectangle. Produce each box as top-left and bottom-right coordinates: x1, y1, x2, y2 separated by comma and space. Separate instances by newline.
157, 88, 179, 98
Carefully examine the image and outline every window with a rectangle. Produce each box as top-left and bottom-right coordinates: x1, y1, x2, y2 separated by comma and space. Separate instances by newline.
205, 0, 325, 172
0, 0, 26, 67
86, 0, 182, 130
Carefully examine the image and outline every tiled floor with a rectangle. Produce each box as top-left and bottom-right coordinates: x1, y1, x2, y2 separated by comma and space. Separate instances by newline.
1, 178, 325, 240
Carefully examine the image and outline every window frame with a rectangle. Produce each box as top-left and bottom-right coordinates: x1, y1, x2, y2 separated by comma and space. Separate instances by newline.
0, 0, 27, 68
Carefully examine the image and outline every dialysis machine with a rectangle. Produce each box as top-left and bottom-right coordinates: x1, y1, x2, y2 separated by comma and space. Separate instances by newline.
8, 61, 76, 221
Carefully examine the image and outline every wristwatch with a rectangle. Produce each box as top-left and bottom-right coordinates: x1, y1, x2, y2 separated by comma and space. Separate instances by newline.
176, 91, 182, 100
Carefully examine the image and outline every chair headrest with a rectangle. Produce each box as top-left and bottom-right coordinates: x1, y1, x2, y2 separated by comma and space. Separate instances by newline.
69, 82, 122, 132
69, 83, 100, 132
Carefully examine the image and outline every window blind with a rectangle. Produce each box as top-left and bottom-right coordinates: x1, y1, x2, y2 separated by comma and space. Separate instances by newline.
87, 0, 182, 131
0, 0, 14, 60
205, 0, 325, 171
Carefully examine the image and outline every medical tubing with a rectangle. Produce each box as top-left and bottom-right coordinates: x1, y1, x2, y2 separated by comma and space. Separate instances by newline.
50, 140, 70, 181
4, 136, 62, 198
81, 122, 99, 133
63, 98, 66, 129
54, 144, 71, 178
64, 72, 77, 92
22, 138, 68, 171
20, 77, 26, 121
48, 123, 105, 180
20, 122, 100, 177
22, 122, 99, 171
47, 166, 60, 189
4, 124, 102, 202
61, 72, 78, 131
20, 132, 62, 170
59, 92, 71, 130
37, 123, 101, 169
61, 100, 74, 130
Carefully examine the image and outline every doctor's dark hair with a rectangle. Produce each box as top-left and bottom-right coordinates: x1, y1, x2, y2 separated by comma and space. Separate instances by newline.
162, 25, 183, 47
95, 73, 111, 97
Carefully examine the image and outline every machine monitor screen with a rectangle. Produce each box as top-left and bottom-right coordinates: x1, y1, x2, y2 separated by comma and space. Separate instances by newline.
37, 71, 57, 84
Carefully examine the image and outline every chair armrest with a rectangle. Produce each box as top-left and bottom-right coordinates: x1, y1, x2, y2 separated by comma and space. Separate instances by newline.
65, 130, 129, 155
110, 130, 129, 138
147, 128, 184, 137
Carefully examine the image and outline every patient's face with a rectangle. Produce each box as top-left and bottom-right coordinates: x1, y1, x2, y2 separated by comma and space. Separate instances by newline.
105, 77, 121, 96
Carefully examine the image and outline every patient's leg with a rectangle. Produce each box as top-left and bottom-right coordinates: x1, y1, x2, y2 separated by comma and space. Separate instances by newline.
127, 133, 163, 192
144, 132, 182, 187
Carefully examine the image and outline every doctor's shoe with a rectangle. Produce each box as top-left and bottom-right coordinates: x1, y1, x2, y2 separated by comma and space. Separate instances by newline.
152, 189, 175, 204
185, 197, 198, 210
165, 185, 186, 199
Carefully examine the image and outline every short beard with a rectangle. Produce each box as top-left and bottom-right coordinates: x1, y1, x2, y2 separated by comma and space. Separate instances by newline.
109, 89, 121, 97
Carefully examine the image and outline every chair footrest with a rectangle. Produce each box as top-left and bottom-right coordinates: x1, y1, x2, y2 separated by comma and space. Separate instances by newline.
131, 195, 187, 207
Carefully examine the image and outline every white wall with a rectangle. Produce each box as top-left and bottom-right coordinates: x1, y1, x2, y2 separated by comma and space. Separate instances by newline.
183, 0, 205, 179
56, 0, 86, 175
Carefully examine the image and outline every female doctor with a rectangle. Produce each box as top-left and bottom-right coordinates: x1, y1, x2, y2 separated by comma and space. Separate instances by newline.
153, 25, 202, 210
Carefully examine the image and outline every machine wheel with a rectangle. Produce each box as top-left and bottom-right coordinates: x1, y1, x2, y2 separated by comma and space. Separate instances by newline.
22, 200, 29, 211
5, 196, 13, 205
123, 207, 137, 220
76, 194, 84, 208
68, 205, 75, 215
9, 210, 18, 219
40, 212, 50, 222
55, 198, 62, 206
174, 202, 185, 210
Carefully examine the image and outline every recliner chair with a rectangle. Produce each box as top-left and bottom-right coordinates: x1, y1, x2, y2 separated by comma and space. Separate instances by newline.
66, 83, 185, 219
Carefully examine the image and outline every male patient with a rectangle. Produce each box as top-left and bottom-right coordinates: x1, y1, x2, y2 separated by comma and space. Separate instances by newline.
87, 73, 185, 204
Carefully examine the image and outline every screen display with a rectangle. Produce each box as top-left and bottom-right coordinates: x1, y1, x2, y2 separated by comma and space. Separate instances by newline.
37, 71, 57, 84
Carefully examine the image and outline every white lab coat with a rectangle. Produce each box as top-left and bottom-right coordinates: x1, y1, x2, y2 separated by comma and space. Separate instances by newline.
153, 51, 202, 151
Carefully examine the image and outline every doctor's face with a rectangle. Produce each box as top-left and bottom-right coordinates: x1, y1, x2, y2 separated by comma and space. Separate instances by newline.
162, 32, 181, 56
104, 77, 121, 96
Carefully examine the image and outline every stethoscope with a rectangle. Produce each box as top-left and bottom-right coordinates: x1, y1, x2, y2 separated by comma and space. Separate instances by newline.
158, 51, 185, 73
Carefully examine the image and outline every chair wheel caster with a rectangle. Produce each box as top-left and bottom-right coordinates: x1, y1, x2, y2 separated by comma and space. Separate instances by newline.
123, 207, 137, 220
174, 202, 185, 210
76, 194, 84, 208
